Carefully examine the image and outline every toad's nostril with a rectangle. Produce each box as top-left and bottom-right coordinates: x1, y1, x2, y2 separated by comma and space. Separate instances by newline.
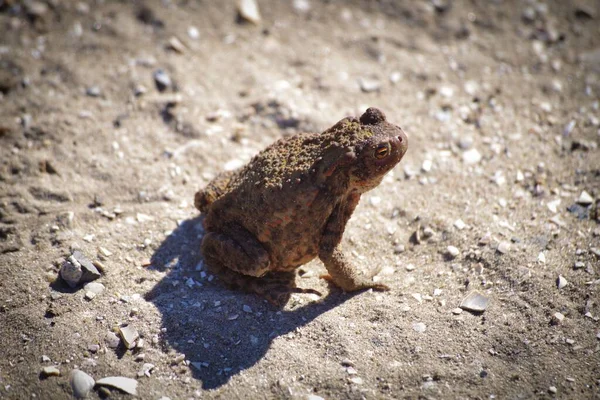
397, 135, 403, 143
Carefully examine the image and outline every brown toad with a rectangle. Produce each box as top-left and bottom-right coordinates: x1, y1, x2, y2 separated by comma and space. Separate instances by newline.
195, 107, 408, 304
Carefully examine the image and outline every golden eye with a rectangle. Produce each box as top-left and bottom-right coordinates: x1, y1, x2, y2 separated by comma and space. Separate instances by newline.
375, 144, 390, 159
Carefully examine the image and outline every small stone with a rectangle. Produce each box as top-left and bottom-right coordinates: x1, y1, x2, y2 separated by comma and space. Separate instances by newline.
292, 0, 311, 12
405, 264, 416, 271
546, 199, 561, 213
187, 26, 199, 39
557, 275, 568, 289
138, 363, 155, 377
96, 376, 138, 396
88, 344, 100, 353
412, 322, 427, 333
439, 86, 454, 98
105, 332, 120, 348
462, 148, 482, 164
237, 0, 261, 24
574, 261, 585, 269
576, 191, 594, 206
70, 370, 95, 399
478, 232, 492, 245
422, 227, 435, 238
118, 325, 139, 349
451, 307, 463, 315
85, 86, 101, 97
359, 77, 381, 93
41, 366, 61, 378
341, 358, 355, 367
596, 332, 600, 340
242, 305, 252, 313
60, 251, 101, 288
447, 246, 460, 259
548, 386, 557, 394
552, 312, 565, 325
538, 252, 546, 263
393, 244, 405, 254
453, 219, 466, 230
41, 355, 51, 362
497, 241, 511, 254
389, 71, 402, 84
421, 159, 432, 172
464, 80, 479, 96
348, 376, 363, 385
83, 282, 105, 295
167, 36, 186, 53
460, 290, 490, 313
153, 69, 171, 92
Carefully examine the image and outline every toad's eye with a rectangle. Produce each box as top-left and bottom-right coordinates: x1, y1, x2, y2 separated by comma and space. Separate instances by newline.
375, 143, 390, 159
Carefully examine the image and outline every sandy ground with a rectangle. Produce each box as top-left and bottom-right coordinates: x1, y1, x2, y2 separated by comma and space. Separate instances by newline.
1, 0, 600, 398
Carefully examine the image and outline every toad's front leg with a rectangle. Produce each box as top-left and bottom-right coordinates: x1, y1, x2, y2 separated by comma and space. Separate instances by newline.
318, 195, 390, 292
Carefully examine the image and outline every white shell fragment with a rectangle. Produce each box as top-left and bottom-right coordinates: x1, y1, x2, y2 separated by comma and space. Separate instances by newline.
96, 376, 138, 395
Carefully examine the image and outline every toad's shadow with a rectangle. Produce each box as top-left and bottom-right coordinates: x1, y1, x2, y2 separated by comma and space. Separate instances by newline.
146, 216, 357, 389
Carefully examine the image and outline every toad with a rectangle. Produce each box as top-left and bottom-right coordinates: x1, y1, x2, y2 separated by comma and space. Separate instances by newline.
195, 107, 408, 304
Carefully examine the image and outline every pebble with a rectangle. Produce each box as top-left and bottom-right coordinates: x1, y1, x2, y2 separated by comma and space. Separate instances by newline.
307, 396, 325, 400
497, 241, 511, 254
453, 219, 466, 230
447, 246, 460, 259
237, 0, 261, 24
460, 290, 490, 313
412, 322, 427, 333
538, 252, 546, 264
546, 199, 561, 213
341, 358, 355, 367
552, 312, 565, 325
451, 307, 463, 315
119, 325, 139, 349
348, 376, 363, 385
359, 77, 381, 93
576, 191, 594, 206
389, 71, 402, 84
70, 370, 95, 399
167, 36, 186, 53
292, 0, 311, 12
462, 148, 482, 164
557, 275, 568, 289
393, 244, 405, 254
405, 264, 416, 271
41, 355, 51, 362
548, 386, 557, 394
138, 363, 155, 377
422, 227, 435, 238
574, 261, 585, 269
187, 26, 199, 39
153, 69, 171, 92
96, 376, 138, 396
60, 251, 101, 288
105, 332, 120, 348
88, 344, 100, 353
243, 304, 253, 313
85, 86, 101, 97
478, 232, 492, 245
83, 282, 105, 295
41, 366, 60, 377
421, 159, 432, 172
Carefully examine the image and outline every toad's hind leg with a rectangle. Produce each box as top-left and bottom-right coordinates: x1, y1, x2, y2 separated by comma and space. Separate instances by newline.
201, 232, 321, 305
